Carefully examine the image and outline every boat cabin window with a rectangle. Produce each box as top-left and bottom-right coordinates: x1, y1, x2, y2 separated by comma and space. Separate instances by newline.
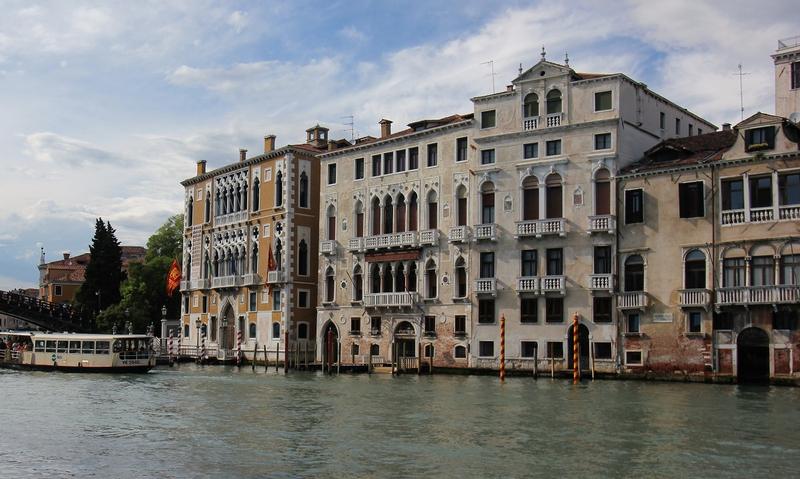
82, 341, 95, 354
95, 341, 110, 355
69, 341, 81, 354
57, 341, 68, 353
45, 341, 56, 352
35, 340, 46, 352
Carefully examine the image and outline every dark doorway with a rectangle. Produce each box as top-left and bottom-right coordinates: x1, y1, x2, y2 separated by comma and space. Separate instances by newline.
394, 321, 417, 372
737, 327, 769, 382
567, 323, 590, 371
323, 322, 339, 368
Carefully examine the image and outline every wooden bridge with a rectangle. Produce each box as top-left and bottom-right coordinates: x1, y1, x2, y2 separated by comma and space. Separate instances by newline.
0, 290, 90, 332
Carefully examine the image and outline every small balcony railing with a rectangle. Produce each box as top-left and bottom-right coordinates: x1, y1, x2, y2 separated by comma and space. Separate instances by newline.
679, 289, 711, 308
546, 113, 562, 128
779, 204, 800, 220
212, 276, 244, 289
515, 219, 565, 238
721, 209, 746, 225
474, 223, 496, 241
180, 280, 189, 291
750, 207, 774, 223
474, 278, 497, 296
419, 229, 439, 246
523, 116, 540, 130
717, 285, 799, 306
320, 240, 336, 255
364, 292, 419, 308
540, 275, 565, 294
588, 215, 616, 234
517, 276, 539, 294
214, 210, 248, 227
722, 206, 800, 226
363, 231, 418, 251
449, 226, 469, 243
618, 291, 648, 309
267, 270, 286, 284
588, 274, 613, 292
242, 274, 262, 286
348, 237, 363, 252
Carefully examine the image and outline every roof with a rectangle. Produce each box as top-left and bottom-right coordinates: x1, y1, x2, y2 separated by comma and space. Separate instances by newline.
621, 130, 737, 175
41, 246, 146, 284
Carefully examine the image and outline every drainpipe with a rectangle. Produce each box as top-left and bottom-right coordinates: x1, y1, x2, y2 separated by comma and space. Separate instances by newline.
711, 163, 718, 374
615, 176, 623, 375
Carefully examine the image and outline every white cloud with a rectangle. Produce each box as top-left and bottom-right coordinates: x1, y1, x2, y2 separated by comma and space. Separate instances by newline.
339, 26, 366, 42
227, 10, 249, 34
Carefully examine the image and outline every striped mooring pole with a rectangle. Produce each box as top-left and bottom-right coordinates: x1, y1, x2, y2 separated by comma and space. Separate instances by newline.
168, 328, 174, 360
499, 313, 506, 382
236, 329, 243, 366
572, 313, 580, 384
201, 326, 206, 362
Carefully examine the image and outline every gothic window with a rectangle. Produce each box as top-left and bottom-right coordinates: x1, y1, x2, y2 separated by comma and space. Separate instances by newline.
299, 172, 309, 208
275, 171, 284, 207
298, 240, 308, 276
252, 178, 260, 212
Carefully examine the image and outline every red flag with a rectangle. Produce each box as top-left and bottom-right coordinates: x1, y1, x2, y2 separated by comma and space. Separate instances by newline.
267, 242, 277, 271
166, 258, 182, 297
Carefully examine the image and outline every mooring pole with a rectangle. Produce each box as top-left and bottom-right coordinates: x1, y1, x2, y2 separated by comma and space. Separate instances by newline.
284, 331, 289, 374
572, 313, 580, 385
263, 344, 267, 372
533, 342, 538, 379
252, 342, 257, 371
326, 328, 333, 375
500, 313, 506, 382
590, 341, 596, 380
368, 345, 372, 374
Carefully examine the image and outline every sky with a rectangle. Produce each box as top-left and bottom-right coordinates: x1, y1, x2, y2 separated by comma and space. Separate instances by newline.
0, 0, 797, 290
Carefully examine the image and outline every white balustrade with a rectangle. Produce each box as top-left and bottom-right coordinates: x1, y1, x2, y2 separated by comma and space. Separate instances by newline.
517, 277, 539, 293
364, 292, 419, 308
618, 291, 648, 309
242, 274, 262, 285
515, 220, 537, 237
546, 113, 562, 127
779, 205, 800, 220
721, 209, 746, 225
419, 229, 439, 246
214, 211, 248, 227
516, 219, 565, 238
678, 289, 710, 307
363, 231, 418, 251
589, 274, 613, 291
588, 215, 616, 234
540, 275, 565, 294
348, 237, 363, 252
320, 240, 336, 255
267, 270, 285, 284
212, 275, 244, 288
474, 278, 497, 295
474, 223, 497, 241
523, 117, 540, 130
750, 207, 774, 223
449, 226, 468, 243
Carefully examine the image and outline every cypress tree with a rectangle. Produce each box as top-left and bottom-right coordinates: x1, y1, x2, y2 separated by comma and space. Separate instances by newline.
75, 218, 123, 316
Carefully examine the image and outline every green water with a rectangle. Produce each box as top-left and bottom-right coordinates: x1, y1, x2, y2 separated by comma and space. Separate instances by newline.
1, 364, 798, 478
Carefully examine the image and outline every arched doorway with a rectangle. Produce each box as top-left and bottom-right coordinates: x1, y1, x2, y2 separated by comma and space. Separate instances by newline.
322, 321, 339, 370
737, 327, 770, 382
567, 323, 590, 371
394, 321, 417, 371
220, 305, 235, 351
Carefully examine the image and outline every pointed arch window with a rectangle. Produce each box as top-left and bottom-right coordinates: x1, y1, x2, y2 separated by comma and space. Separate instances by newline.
594, 169, 611, 216
371, 197, 381, 235
355, 201, 364, 237
425, 260, 437, 299
213, 251, 219, 277
242, 182, 248, 211
427, 191, 438, 229
546, 89, 562, 114
251, 244, 259, 274
326, 205, 337, 241
325, 267, 335, 302
383, 196, 394, 234
624, 255, 644, 292
456, 185, 468, 226
382, 265, 393, 293
370, 264, 381, 294
185, 252, 192, 280
274, 239, 283, 271
408, 262, 417, 292
396, 195, 406, 233
215, 190, 221, 217
205, 195, 211, 222
299, 171, 309, 208
275, 171, 284, 207
353, 265, 363, 301
409, 192, 419, 231
187, 197, 194, 227
395, 263, 406, 292
252, 178, 260, 212
298, 240, 309, 276
455, 257, 467, 298
481, 182, 495, 224
524, 92, 539, 117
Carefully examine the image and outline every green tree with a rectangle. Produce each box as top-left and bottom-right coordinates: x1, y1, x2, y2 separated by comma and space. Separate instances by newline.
75, 218, 123, 329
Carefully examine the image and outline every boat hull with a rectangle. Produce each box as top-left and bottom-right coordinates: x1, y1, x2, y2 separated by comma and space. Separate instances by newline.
0, 362, 154, 373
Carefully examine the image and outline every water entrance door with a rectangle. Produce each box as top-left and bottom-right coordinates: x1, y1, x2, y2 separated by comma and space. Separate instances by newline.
737, 327, 769, 383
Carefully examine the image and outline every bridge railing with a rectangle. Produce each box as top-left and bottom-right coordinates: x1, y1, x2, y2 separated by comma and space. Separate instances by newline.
0, 290, 89, 332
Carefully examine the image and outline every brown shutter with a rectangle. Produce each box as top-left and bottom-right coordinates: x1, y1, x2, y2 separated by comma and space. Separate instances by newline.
409, 197, 418, 231
458, 197, 467, 226
328, 216, 336, 241
428, 202, 438, 229
356, 213, 364, 237
523, 188, 539, 220
546, 186, 562, 218
595, 181, 610, 215
396, 202, 406, 232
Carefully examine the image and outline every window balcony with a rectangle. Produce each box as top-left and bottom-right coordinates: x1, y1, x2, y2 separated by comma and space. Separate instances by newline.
267, 270, 286, 284
588, 274, 614, 293
523, 116, 540, 130
540, 275, 565, 294
474, 223, 497, 241
779, 204, 800, 220
364, 292, 420, 308
211, 275, 244, 289
180, 280, 189, 291
363, 231, 418, 251
475, 278, 497, 296
717, 285, 799, 306
618, 291, 648, 310
348, 237, 363, 252
721, 209, 746, 225
449, 225, 469, 243
320, 240, 336, 255
242, 274, 262, 286
749, 207, 774, 223
180, 278, 213, 291
679, 289, 711, 309
214, 210, 248, 227
722, 205, 800, 226
419, 229, 439, 246
515, 219, 565, 238
516, 276, 539, 294
545, 113, 562, 128
588, 215, 616, 234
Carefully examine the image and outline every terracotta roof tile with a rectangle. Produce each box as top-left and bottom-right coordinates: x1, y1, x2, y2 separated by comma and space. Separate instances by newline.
622, 130, 737, 174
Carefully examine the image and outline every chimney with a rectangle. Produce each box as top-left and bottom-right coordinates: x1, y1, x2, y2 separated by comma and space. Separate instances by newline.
62, 251, 70, 260
196, 160, 207, 175
722, 123, 731, 131
506, 84, 514, 92
239, 149, 247, 162
379, 119, 393, 138
264, 135, 276, 153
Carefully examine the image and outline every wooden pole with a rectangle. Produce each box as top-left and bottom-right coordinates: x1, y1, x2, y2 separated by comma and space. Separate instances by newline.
351, 342, 356, 371
284, 331, 289, 374
533, 343, 538, 379
550, 343, 555, 379
572, 313, 580, 385
263, 344, 267, 372
418, 342, 422, 376
499, 313, 506, 382
275, 343, 279, 372
252, 341, 257, 371
590, 341, 596, 380
337, 341, 341, 374
368, 345, 372, 374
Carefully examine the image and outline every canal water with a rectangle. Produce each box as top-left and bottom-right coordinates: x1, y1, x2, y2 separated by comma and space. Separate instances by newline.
1, 365, 798, 478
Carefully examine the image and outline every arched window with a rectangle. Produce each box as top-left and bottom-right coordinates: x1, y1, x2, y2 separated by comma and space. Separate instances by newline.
275, 171, 283, 207
424, 344, 435, 358
215, 190, 221, 217
298, 240, 308, 276
522, 177, 539, 221
396, 194, 406, 233
326, 205, 337, 241
213, 251, 219, 277
545, 173, 563, 219
371, 197, 381, 235
186, 197, 193, 227
205, 195, 211, 222
409, 192, 419, 232
272, 322, 281, 339
231, 249, 239, 276
248, 322, 257, 339
210, 317, 217, 342
427, 191, 438, 229
546, 89, 562, 114
408, 262, 417, 292
226, 186, 233, 214
455, 345, 467, 358
251, 244, 259, 274
395, 263, 405, 292
274, 239, 282, 271
382, 264, 393, 293
624, 255, 644, 292
251, 178, 260, 212
370, 264, 381, 293
205, 255, 212, 278
426, 260, 437, 299
455, 257, 467, 298
353, 265, 363, 301
354, 200, 364, 237
481, 182, 495, 224
685, 250, 706, 289
299, 171, 309, 208
234, 184, 241, 212
594, 169, 611, 215
456, 185, 468, 227
185, 252, 192, 280
298, 323, 308, 339
383, 195, 394, 234
325, 267, 335, 302
370, 344, 380, 356
523, 92, 539, 117
242, 182, 248, 211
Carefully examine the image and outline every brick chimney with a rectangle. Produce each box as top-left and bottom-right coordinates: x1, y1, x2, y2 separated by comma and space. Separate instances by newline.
62, 251, 70, 260
722, 123, 731, 131
264, 135, 276, 153
239, 148, 247, 162
379, 119, 392, 138
196, 160, 207, 175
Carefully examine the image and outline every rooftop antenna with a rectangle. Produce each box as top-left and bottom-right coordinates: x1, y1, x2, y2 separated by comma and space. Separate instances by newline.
518, 63, 523, 75
564, 51, 569, 67
341, 115, 355, 143
481, 60, 496, 93
733, 63, 750, 121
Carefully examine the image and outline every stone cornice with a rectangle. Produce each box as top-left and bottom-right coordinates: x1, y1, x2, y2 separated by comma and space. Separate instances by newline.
473, 118, 618, 145
181, 146, 315, 186
617, 151, 800, 180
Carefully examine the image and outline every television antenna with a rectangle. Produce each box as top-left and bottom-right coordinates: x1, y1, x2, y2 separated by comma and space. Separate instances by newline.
481, 60, 496, 93
341, 115, 355, 143
733, 64, 750, 121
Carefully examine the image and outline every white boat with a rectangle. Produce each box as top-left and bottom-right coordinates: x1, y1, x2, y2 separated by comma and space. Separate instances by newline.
0, 331, 155, 373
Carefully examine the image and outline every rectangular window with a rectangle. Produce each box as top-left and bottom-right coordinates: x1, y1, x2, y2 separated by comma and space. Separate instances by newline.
383, 152, 394, 174
745, 126, 776, 151
54, 285, 62, 296
396, 150, 406, 172
545, 139, 561, 156
249, 292, 256, 311
545, 297, 563, 323
546, 248, 563, 276
594, 133, 611, 150
408, 147, 419, 170
713, 311, 734, 330
372, 154, 381, 177
679, 181, 705, 218
721, 178, 744, 210
183, 295, 189, 314
481, 110, 496, 128
660, 112, 665, 130
521, 341, 537, 358
688, 124, 694, 136
594, 342, 612, 360
687, 311, 702, 333
627, 313, 640, 333
546, 342, 564, 359
272, 289, 281, 311
521, 298, 538, 323
327, 163, 337, 185
773, 310, 798, 331
478, 299, 495, 324
424, 315, 436, 335
750, 176, 773, 208
782, 254, 800, 285
370, 317, 382, 335
625, 350, 643, 365
594, 246, 611, 274
200, 295, 207, 313
355, 158, 364, 180
455, 315, 466, 335
675, 118, 681, 135
792, 61, 800, 89
723, 258, 746, 287
625, 189, 644, 224
480, 149, 495, 165
427, 143, 438, 167
350, 317, 361, 334
480, 252, 495, 278
481, 192, 494, 224
297, 290, 309, 308
523, 142, 538, 159
593, 297, 612, 323
456, 137, 468, 162
479, 341, 494, 357
751, 256, 775, 286
779, 173, 800, 205
521, 250, 537, 277
595, 91, 612, 111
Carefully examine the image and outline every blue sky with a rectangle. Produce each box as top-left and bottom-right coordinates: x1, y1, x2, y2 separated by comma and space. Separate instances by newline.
0, 0, 797, 289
